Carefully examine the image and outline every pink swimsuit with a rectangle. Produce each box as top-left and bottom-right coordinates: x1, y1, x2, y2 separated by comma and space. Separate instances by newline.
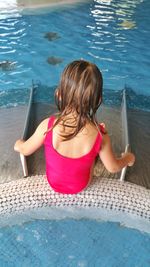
44, 116, 103, 194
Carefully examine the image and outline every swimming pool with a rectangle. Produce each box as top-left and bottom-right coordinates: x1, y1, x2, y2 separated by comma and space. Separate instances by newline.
0, 0, 150, 109
0, 1, 150, 266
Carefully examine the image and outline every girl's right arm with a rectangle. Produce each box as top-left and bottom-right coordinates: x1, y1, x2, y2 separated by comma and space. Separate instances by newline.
99, 133, 135, 173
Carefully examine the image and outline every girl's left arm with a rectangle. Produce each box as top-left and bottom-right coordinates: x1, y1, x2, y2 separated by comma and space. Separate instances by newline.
14, 118, 49, 156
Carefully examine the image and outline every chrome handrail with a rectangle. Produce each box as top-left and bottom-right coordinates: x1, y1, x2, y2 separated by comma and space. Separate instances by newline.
120, 89, 130, 181
20, 81, 35, 177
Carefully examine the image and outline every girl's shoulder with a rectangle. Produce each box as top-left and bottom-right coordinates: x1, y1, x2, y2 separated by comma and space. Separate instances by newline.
36, 118, 49, 135
43, 115, 56, 129
38, 116, 55, 134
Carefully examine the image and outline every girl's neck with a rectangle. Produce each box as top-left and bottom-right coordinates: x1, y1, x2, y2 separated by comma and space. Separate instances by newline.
62, 111, 91, 124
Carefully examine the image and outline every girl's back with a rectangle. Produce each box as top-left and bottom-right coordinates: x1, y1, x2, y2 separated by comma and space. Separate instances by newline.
52, 118, 100, 159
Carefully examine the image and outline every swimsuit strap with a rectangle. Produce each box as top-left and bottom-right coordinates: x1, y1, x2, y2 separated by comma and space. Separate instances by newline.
44, 116, 55, 145
47, 115, 55, 129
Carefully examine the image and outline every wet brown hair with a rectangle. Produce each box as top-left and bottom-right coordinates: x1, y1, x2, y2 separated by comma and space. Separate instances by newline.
53, 60, 103, 140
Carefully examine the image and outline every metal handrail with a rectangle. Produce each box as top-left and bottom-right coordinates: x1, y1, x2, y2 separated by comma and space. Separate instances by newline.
120, 89, 130, 181
20, 81, 35, 177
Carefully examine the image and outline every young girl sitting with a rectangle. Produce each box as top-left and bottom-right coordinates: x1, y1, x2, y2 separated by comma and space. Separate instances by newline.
14, 60, 135, 194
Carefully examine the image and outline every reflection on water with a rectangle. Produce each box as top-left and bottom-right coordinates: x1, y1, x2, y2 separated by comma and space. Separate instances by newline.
89, 0, 149, 93
118, 20, 136, 30
0, 0, 150, 95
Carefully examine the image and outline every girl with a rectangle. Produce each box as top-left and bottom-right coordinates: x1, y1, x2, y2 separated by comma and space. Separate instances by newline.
14, 60, 135, 194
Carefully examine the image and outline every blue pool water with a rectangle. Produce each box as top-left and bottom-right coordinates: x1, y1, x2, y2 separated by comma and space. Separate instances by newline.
0, 219, 150, 267
0, 0, 150, 109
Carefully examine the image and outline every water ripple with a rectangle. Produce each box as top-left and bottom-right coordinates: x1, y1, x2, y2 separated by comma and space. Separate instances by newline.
0, 49, 16, 54
0, 0, 149, 108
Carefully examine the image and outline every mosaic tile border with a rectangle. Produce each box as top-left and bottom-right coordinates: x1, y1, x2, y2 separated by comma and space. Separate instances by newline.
0, 176, 149, 232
